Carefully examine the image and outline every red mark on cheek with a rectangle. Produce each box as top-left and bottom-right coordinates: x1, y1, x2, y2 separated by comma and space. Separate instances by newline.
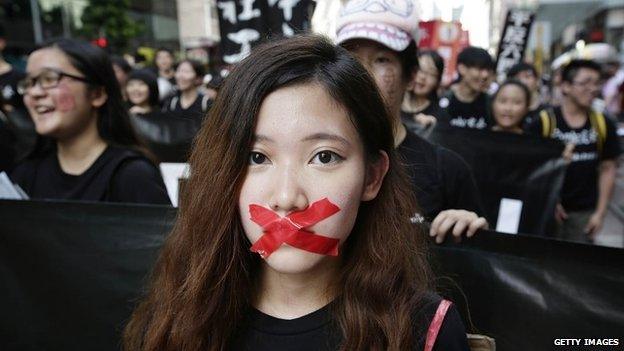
55, 87, 76, 112
249, 198, 341, 258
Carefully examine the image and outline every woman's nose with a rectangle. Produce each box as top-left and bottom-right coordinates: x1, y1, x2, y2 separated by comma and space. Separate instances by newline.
268, 166, 309, 214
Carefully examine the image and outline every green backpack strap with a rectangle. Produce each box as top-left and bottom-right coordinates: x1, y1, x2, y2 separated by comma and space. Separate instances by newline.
589, 110, 607, 155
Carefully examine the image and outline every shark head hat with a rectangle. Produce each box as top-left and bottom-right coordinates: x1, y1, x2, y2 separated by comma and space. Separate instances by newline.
336, 0, 421, 52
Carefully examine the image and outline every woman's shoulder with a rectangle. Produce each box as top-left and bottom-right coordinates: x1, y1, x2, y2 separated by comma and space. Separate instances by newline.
413, 293, 470, 351
106, 146, 171, 205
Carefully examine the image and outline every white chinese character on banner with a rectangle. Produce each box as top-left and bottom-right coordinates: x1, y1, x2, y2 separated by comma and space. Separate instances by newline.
503, 26, 527, 46
224, 28, 261, 64
509, 11, 531, 27
217, 1, 237, 24
278, 0, 301, 21
239, 0, 261, 21
282, 22, 294, 36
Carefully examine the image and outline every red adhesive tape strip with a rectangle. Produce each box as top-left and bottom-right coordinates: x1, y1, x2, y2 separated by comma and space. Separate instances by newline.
249, 198, 340, 258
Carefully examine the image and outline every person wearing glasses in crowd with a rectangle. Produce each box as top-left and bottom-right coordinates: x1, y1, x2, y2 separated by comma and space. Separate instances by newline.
526, 59, 621, 243
401, 50, 452, 135
336, 0, 487, 242
10, 39, 170, 204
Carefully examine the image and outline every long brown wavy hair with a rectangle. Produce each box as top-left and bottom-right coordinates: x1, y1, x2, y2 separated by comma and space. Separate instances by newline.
123, 35, 432, 351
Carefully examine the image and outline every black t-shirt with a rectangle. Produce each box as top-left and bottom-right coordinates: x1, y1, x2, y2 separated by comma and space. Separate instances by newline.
231, 294, 469, 351
162, 92, 211, 121
397, 129, 483, 220
10, 145, 171, 204
401, 101, 452, 136
438, 90, 491, 130
526, 106, 622, 210
0, 67, 26, 111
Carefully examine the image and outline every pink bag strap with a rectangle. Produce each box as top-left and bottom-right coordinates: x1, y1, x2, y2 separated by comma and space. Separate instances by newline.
424, 299, 452, 351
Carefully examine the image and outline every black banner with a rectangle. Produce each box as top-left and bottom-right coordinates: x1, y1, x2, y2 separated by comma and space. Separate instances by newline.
495, 8, 535, 80
216, 0, 313, 64
1, 200, 623, 350
429, 128, 566, 235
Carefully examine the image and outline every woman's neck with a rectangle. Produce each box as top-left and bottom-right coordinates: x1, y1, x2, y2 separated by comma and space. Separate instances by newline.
255, 258, 339, 319
402, 92, 431, 114
180, 89, 199, 109
453, 82, 480, 103
492, 125, 523, 134
159, 68, 174, 79
56, 114, 108, 175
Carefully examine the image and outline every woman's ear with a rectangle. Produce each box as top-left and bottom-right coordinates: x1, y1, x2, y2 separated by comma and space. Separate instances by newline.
90, 87, 108, 108
361, 150, 390, 201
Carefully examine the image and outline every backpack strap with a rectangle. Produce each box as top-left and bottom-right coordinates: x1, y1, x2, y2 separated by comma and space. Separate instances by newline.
424, 299, 452, 351
539, 108, 556, 138
201, 95, 209, 112
589, 110, 607, 155
169, 96, 179, 111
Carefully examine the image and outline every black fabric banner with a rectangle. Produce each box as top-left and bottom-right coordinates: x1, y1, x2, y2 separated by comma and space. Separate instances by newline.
1, 200, 623, 350
429, 127, 567, 236
216, 0, 313, 64
495, 8, 535, 80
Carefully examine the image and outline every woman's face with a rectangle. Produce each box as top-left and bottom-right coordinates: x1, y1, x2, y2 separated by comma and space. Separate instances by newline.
155, 51, 174, 71
23, 48, 102, 139
126, 79, 150, 106
175, 61, 199, 92
413, 55, 439, 97
492, 84, 528, 130
348, 40, 407, 116
238, 83, 387, 275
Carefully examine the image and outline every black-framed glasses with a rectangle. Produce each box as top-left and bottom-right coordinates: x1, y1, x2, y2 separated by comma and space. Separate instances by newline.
17, 68, 92, 95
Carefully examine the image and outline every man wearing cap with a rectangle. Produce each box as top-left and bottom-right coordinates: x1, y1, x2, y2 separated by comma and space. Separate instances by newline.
336, 0, 487, 243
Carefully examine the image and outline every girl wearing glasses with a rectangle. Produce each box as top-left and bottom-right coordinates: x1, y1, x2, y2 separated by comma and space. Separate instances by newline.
10, 38, 170, 204
401, 51, 451, 135
123, 36, 468, 351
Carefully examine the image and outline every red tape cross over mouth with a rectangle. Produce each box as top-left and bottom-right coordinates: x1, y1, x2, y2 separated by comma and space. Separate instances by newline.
249, 198, 341, 258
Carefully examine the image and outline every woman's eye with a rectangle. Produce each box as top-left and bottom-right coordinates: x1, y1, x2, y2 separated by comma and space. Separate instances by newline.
311, 151, 343, 165
249, 152, 268, 165
375, 56, 391, 64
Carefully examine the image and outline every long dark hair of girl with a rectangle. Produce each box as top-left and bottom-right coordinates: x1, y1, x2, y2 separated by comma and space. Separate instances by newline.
27, 38, 149, 159
123, 35, 432, 351
418, 50, 445, 102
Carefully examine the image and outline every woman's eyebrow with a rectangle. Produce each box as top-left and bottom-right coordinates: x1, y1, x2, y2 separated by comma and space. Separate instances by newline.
252, 134, 274, 143
301, 133, 351, 147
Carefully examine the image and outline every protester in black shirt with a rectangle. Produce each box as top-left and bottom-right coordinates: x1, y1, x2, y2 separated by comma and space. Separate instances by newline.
439, 47, 494, 130
401, 50, 452, 136
126, 69, 160, 118
124, 35, 468, 351
527, 60, 621, 243
336, 1, 486, 242
10, 38, 170, 204
491, 79, 531, 134
128, 68, 199, 162
162, 59, 211, 121
0, 99, 16, 172
153, 47, 176, 101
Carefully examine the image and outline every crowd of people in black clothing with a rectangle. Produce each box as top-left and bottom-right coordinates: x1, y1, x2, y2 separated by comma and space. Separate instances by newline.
1, 0, 623, 349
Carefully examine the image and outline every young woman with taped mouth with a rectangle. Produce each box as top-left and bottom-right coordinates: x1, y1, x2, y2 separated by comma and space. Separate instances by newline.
123, 36, 469, 351
10, 39, 170, 204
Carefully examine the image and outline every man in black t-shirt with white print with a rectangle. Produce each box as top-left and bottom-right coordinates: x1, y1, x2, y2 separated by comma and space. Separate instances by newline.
527, 59, 621, 243
438, 47, 494, 130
